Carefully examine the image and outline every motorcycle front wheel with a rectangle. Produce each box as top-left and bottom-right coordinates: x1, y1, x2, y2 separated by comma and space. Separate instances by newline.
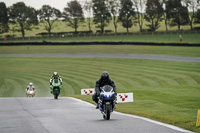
27, 95, 33, 98
105, 103, 111, 120
53, 90, 59, 99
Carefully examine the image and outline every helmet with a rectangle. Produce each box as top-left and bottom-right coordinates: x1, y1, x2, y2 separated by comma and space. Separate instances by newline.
53, 72, 58, 76
29, 82, 33, 86
101, 71, 109, 81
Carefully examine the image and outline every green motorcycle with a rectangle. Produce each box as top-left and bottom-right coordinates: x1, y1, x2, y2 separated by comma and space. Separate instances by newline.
51, 79, 62, 99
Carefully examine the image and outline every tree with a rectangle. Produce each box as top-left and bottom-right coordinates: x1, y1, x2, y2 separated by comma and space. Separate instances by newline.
63, 0, 84, 33
166, 0, 190, 31
194, 9, 200, 24
8, 2, 38, 37
145, 0, 164, 31
106, 0, 120, 33
182, 0, 200, 30
132, 0, 147, 32
83, 0, 93, 32
118, 0, 136, 33
38, 5, 61, 36
160, 0, 169, 31
92, 0, 111, 33
0, 2, 9, 33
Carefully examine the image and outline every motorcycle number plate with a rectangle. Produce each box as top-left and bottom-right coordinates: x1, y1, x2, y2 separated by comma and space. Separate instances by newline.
106, 102, 110, 105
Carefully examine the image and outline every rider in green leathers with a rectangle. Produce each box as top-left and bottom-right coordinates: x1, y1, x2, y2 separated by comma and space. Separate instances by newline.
49, 72, 62, 93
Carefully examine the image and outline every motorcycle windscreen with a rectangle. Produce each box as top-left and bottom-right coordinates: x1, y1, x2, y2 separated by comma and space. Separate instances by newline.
102, 85, 113, 92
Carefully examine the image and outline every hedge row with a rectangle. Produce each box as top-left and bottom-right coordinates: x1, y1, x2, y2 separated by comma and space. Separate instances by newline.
0, 42, 200, 47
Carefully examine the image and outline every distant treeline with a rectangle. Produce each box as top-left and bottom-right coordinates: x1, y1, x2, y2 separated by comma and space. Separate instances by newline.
0, 0, 200, 38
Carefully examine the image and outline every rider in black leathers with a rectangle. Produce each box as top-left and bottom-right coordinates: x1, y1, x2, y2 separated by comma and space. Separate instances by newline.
92, 71, 117, 109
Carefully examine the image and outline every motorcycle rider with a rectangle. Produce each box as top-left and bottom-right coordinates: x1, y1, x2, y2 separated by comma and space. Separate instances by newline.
26, 82, 35, 96
92, 71, 117, 109
26, 82, 35, 91
49, 72, 62, 93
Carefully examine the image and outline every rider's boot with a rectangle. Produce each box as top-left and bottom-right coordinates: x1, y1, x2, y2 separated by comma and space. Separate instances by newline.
96, 103, 99, 109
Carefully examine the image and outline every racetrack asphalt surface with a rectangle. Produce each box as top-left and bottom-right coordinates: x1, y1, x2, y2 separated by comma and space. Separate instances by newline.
0, 97, 193, 133
0, 53, 200, 62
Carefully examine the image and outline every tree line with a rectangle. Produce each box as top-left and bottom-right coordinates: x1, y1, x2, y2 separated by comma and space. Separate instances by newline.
0, 0, 200, 37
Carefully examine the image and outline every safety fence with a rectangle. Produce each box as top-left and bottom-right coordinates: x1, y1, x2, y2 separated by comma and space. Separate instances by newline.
1, 30, 200, 41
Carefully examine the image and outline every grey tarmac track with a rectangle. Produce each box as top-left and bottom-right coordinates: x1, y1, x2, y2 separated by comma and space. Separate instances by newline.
0, 97, 193, 133
0, 53, 200, 62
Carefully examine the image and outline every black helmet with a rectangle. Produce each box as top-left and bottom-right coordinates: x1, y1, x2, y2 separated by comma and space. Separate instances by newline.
101, 71, 109, 81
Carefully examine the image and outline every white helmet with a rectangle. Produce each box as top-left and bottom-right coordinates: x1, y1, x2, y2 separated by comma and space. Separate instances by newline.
29, 82, 33, 86
53, 72, 58, 76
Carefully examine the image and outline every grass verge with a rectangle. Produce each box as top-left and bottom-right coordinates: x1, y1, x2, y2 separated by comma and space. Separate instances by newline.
0, 57, 199, 132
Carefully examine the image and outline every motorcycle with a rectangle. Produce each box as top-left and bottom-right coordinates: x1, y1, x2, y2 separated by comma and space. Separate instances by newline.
51, 79, 62, 99
26, 88, 35, 97
98, 85, 116, 120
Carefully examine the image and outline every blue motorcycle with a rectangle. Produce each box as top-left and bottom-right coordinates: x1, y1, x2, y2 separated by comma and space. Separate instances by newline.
98, 85, 116, 120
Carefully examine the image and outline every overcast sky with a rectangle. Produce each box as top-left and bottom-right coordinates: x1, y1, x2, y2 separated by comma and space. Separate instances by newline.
1, 0, 88, 12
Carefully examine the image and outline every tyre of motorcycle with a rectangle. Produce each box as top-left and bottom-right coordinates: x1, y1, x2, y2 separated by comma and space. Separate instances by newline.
105, 102, 111, 120
53, 89, 59, 99
27, 94, 32, 98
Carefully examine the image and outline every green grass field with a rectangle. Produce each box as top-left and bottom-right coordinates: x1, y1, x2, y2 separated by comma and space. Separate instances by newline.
1, 33, 200, 44
0, 57, 199, 132
0, 45, 200, 132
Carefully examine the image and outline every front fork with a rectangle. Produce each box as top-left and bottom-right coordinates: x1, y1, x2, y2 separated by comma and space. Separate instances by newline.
99, 100, 115, 113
